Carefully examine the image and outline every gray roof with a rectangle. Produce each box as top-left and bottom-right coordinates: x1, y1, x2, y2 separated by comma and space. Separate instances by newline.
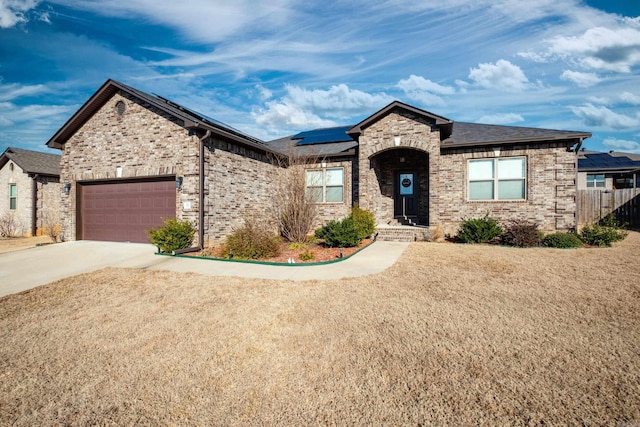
264, 135, 358, 158
442, 122, 591, 147
0, 147, 60, 176
47, 79, 270, 154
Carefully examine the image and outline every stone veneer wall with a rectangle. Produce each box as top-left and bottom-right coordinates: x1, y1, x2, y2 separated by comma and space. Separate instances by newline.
357, 109, 441, 226
35, 175, 61, 235
59, 91, 197, 242
202, 136, 279, 245
438, 142, 577, 234
0, 162, 33, 236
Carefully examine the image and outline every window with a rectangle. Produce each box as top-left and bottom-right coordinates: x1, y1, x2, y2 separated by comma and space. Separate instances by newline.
586, 174, 605, 188
9, 184, 17, 210
306, 167, 344, 203
613, 174, 634, 189
468, 157, 526, 200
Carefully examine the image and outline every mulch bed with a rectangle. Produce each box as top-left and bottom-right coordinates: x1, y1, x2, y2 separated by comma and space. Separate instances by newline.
189, 239, 372, 264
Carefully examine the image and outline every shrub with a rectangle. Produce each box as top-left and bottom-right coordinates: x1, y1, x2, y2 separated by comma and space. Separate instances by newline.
0, 212, 24, 237
456, 213, 502, 244
315, 217, 362, 248
299, 248, 315, 261
271, 154, 318, 243
349, 204, 376, 240
542, 232, 583, 248
580, 223, 628, 247
501, 219, 540, 247
147, 218, 196, 253
222, 220, 280, 259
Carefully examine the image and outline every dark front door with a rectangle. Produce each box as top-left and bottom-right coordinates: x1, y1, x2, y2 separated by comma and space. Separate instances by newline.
394, 171, 418, 217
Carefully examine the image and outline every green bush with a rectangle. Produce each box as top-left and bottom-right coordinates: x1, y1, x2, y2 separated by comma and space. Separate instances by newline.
315, 217, 362, 247
299, 248, 315, 261
456, 214, 503, 244
580, 223, 628, 247
147, 218, 196, 254
223, 220, 280, 259
350, 204, 376, 240
542, 232, 583, 248
501, 219, 540, 247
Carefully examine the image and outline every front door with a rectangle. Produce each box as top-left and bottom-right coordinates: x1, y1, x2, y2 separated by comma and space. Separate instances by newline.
394, 171, 418, 217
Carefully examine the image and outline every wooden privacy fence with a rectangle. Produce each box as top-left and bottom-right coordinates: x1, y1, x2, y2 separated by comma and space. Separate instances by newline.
577, 189, 640, 227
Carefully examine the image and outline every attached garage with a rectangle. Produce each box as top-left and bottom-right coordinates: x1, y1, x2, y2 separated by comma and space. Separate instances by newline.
78, 178, 176, 243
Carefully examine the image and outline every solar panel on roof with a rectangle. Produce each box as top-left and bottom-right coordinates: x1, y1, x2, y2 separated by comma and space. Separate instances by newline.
580, 153, 640, 170
294, 125, 354, 145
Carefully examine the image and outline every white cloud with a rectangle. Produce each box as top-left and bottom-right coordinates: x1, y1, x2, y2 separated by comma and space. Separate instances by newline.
397, 75, 455, 106
620, 92, 640, 105
255, 85, 272, 102
603, 137, 640, 153
468, 59, 530, 92
50, 0, 294, 43
251, 83, 393, 134
283, 84, 392, 118
571, 103, 640, 128
548, 26, 640, 73
252, 101, 335, 132
0, 82, 49, 101
477, 113, 525, 125
0, 0, 40, 28
560, 70, 601, 87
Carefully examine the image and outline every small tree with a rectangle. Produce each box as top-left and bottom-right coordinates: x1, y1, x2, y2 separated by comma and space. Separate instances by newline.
271, 151, 319, 243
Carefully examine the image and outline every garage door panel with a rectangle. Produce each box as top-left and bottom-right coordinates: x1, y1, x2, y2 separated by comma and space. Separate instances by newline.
80, 179, 176, 243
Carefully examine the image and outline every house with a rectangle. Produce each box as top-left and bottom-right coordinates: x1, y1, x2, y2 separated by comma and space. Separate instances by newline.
0, 147, 61, 236
46, 79, 591, 245
577, 150, 640, 190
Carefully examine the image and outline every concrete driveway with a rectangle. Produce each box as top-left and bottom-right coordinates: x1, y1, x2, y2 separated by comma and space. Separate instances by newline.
0, 240, 409, 298
0, 241, 161, 298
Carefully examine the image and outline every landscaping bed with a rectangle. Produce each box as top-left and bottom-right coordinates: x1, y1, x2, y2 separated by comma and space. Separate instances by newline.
191, 238, 373, 264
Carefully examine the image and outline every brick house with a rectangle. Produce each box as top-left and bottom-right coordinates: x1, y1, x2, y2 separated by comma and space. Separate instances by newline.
46, 79, 590, 245
0, 147, 61, 236
577, 150, 640, 190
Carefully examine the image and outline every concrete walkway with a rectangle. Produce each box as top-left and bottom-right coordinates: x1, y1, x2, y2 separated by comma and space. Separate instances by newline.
0, 240, 410, 297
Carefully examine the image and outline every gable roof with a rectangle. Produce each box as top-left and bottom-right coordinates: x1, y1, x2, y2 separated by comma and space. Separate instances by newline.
348, 101, 452, 136
46, 79, 270, 153
578, 150, 640, 172
0, 147, 60, 176
442, 122, 591, 147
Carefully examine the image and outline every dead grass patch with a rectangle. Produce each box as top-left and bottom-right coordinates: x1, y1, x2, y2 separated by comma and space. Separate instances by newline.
1, 233, 639, 425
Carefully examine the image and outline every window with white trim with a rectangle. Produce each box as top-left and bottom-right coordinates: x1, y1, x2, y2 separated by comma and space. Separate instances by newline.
9, 184, 17, 210
306, 167, 344, 203
586, 173, 605, 188
468, 157, 526, 200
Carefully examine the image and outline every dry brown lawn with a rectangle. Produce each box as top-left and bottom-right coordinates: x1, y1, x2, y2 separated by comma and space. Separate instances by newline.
0, 235, 52, 254
1, 233, 639, 425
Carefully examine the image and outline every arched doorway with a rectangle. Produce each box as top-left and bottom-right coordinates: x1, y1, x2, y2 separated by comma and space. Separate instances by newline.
369, 148, 429, 225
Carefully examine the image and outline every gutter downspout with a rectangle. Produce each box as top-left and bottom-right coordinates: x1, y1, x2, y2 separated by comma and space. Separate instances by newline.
31, 175, 38, 237
574, 138, 584, 231
199, 130, 210, 249
173, 129, 210, 255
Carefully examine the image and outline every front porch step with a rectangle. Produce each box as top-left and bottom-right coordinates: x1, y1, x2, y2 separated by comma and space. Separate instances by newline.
387, 216, 419, 226
375, 225, 431, 242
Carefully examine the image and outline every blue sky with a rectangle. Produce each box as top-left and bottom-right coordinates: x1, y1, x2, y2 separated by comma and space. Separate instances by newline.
1, 0, 639, 155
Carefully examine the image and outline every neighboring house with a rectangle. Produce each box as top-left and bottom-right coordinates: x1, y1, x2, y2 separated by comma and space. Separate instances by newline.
46, 79, 591, 245
577, 150, 640, 190
0, 147, 61, 236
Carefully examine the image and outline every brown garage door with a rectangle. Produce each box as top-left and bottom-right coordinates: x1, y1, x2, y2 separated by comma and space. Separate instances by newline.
79, 179, 176, 243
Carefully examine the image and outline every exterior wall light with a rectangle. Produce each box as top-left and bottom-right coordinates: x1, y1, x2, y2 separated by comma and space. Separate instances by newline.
176, 176, 183, 190
64, 183, 71, 194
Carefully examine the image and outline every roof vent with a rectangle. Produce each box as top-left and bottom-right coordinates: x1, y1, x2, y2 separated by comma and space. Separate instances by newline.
116, 101, 126, 116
